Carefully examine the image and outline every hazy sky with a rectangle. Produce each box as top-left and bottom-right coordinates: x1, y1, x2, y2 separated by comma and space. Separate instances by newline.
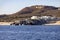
0, 0, 60, 15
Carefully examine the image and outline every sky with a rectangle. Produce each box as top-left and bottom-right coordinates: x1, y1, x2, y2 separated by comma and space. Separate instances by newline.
0, 0, 60, 15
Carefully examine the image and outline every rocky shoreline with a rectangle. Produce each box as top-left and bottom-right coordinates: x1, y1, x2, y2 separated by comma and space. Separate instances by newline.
0, 16, 60, 25
10, 16, 59, 25
0, 21, 60, 25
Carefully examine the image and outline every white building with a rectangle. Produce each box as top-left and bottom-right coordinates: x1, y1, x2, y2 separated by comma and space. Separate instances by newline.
31, 16, 56, 21
40, 16, 51, 20
31, 16, 39, 20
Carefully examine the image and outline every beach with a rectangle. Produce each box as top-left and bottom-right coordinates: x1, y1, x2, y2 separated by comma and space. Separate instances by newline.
0, 22, 13, 25
45, 21, 60, 25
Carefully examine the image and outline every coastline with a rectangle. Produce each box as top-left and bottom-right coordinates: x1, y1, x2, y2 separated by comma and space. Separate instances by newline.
0, 21, 60, 25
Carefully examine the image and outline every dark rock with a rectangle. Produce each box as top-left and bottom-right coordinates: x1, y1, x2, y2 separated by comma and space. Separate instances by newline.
10, 22, 19, 25
10, 19, 47, 25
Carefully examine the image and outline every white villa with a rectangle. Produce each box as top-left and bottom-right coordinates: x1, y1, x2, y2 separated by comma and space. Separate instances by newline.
31, 16, 39, 19
31, 16, 56, 20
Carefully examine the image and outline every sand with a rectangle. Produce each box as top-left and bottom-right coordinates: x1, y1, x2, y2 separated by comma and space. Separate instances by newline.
0, 22, 13, 25
45, 21, 60, 25
54, 21, 60, 25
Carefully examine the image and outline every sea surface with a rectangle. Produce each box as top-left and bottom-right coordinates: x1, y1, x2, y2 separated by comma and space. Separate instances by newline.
0, 25, 60, 40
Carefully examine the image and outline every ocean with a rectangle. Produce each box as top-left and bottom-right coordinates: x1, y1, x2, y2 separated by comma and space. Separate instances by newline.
0, 25, 60, 40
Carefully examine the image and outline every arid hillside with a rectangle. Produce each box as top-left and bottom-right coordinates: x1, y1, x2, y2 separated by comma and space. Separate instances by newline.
0, 5, 60, 22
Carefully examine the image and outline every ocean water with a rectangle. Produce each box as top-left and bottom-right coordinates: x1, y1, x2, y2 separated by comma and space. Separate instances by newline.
0, 25, 60, 40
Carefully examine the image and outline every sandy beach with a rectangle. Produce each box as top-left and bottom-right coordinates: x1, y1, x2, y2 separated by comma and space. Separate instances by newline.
0, 22, 13, 25
53, 21, 60, 25
45, 21, 60, 25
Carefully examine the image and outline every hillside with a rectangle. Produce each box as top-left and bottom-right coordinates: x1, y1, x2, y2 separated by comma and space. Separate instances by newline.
0, 5, 60, 22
